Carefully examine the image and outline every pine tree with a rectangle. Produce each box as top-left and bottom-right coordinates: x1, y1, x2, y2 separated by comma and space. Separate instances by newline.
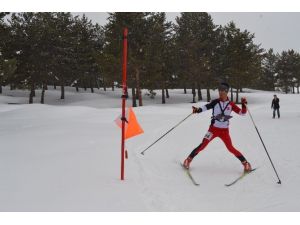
294, 53, 300, 93
276, 50, 299, 93
72, 14, 103, 94
144, 13, 173, 104
51, 13, 76, 100
223, 21, 263, 102
104, 12, 150, 107
8, 13, 38, 103
259, 49, 278, 91
175, 12, 198, 103
0, 12, 10, 93
175, 12, 219, 102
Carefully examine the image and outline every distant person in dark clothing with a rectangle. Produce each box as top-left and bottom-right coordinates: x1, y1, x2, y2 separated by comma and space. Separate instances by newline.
271, 95, 280, 118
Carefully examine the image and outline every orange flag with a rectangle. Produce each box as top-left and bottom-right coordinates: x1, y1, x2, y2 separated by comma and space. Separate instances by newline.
115, 107, 144, 139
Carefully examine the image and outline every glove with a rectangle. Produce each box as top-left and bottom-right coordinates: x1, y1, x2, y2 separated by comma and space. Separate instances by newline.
241, 97, 247, 105
192, 106, 201, 114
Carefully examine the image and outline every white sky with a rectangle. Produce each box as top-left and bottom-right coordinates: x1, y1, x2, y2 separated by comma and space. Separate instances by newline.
3, 0, 300, 53
75, 12, 300, 54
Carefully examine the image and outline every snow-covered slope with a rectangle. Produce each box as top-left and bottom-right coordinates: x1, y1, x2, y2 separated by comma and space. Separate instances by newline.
0, 86, 299, 212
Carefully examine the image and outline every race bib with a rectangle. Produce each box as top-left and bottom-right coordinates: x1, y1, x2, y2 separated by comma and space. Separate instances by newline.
204, 131, 213, 140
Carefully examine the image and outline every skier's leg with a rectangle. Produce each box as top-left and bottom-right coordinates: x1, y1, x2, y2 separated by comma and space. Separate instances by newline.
219, 130, 246, 163
277, 108, 280, 118
220, 130, 252, 171
189, 128, 217, 159
183, 128, 217, 168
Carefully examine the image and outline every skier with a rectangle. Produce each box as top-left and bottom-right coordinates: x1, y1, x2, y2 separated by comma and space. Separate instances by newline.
183, 82, 252, 172
271, 94, 280, 119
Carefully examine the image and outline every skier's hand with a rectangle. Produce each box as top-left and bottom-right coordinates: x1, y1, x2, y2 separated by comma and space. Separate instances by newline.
241, 97, 247, 105
192, 106, 201, 114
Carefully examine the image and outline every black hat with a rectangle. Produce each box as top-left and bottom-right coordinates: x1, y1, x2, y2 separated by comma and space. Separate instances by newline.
218, 82, 230, 92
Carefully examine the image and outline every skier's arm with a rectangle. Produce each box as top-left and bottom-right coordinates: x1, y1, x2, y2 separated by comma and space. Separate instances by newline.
231, 98, 247, 115
271, 100, 274, 109
192, 99, 218, 114
201, 99, 219, 112
192, 106, 202, 113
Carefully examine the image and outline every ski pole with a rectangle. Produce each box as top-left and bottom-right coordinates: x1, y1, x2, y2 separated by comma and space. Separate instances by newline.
141, 113, 193, 155
246, 105, 282, 184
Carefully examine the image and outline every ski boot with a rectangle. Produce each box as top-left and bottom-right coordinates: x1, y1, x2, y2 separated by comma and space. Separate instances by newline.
242, 161, 252, 172
183, 157, 193, 169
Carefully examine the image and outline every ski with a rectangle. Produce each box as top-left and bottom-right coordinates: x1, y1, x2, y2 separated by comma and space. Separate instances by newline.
180, 163, 200, 186
225, 168, 257, 187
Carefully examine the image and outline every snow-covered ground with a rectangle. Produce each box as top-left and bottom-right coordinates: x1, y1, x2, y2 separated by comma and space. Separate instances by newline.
0, 86, 299, 213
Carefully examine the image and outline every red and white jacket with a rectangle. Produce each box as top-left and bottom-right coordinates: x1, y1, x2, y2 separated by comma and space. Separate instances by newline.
200, 97, 247, 129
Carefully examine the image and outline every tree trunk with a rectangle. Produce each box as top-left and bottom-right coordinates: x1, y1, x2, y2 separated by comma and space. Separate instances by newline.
135, 88, 139, 101
60, 82, 65, 99
235, 89, 239, 103
297, 84, 299, 94
192, 83, 196, 103
197, 82, 202, 101
95, 78, 100, 90
207, 88, 211, 102
230, 87, 234, 102
162, 87, 166, 104
166, 88, 169, 98
54, 83, 56, 89
90, 79, 94, 93
0, 85, 2, 94
132, 87, 137, 107
102, 77, 106, 91
135, 67, 143, 106
90, 80, 94, 93
41, 83, 46, 104
29, 83, 35, 104
111, 81, 114, 91
76, 85, 79, 92
183, 83, 187, 94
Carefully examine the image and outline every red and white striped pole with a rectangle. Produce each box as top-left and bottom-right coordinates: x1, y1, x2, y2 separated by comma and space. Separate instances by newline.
121, 28, 128, 180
